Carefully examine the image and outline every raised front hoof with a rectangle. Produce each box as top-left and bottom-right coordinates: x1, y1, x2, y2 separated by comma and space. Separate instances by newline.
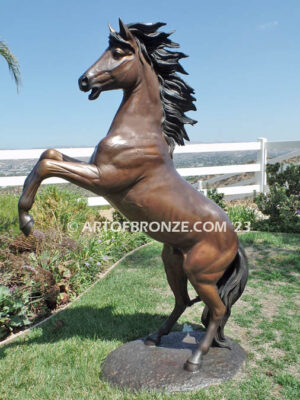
20, 214, 35, 237
184, 359, 202, 373
144, 334, 161, 347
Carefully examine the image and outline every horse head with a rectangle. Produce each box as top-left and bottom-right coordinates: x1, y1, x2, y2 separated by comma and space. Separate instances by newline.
78, 19, 143, 100
79, 19, 197, 152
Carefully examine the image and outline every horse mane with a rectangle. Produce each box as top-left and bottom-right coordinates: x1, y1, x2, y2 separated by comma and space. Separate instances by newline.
109, 21, 197, 155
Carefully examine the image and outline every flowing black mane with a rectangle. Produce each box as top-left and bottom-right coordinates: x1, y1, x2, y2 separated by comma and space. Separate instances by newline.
109, 21, 197, 154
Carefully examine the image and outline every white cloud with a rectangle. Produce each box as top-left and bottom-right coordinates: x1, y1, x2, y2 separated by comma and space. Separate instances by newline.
258, 20, 279, 31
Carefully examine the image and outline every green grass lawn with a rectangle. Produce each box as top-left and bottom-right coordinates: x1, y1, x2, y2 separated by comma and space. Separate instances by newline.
0, 232, 299, 399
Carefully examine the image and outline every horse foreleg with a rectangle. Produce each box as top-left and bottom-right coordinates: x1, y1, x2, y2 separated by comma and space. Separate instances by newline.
18, 152, 101, 236
145, 244, 191, 346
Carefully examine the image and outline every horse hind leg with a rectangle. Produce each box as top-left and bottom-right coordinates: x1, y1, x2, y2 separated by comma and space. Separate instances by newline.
145, 244, 192, 346
184, 280, 226, 372
202, 242, 249, 348
183, 242, 248, 372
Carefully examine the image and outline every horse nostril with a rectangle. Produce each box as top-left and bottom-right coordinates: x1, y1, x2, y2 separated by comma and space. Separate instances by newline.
78, 75, 90, 92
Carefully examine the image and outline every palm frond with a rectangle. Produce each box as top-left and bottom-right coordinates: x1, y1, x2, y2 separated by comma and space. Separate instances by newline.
0, 40, 21, 90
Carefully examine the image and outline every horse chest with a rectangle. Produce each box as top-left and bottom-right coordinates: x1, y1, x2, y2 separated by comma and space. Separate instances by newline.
93, 136, 155, 171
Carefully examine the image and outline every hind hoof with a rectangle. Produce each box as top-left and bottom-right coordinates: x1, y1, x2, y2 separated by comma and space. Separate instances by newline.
184, 360, 202, 372
20, 214, 34, 237
184, 351, 203, 372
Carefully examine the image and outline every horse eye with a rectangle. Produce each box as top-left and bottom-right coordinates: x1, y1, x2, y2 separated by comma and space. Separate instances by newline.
112, 49, 124, 60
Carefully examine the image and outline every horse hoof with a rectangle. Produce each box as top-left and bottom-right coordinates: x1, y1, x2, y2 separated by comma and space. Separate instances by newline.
144, 334, 161, 347
184, 360, 202, 372
20, 214, 34, 237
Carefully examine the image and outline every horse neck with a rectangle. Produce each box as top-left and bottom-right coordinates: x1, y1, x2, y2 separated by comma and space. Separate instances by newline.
108, 65, 164, 139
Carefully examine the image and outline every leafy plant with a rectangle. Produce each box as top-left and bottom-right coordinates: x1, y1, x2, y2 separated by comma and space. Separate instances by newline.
0, 285, 30, 339
254, 163, 300, 233
0, 194, 19, 235
0, 40, 21, 90
204, 186, 257, 230
112, 210, 128, 224
32, 186, 99, 235
206, 187, 227, 210
227, 204, 257, 231
0, 188, 151, 339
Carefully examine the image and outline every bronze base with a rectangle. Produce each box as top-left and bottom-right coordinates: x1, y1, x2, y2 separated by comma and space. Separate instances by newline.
101, 331, 247, 393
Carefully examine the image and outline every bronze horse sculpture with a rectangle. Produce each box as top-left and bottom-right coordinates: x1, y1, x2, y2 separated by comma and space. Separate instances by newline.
18, 20, 248, 372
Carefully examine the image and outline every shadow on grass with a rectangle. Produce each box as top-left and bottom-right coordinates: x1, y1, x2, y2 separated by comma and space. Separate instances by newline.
0, 305, 202, 359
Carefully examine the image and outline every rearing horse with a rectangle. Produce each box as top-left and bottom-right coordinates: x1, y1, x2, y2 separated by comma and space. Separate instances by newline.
18, 20, 248, 372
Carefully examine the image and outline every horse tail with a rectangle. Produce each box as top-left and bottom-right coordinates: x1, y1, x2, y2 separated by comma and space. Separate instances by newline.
201, 241, 248, 349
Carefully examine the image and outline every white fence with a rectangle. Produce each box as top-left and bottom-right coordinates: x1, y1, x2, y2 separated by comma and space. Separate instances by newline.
0, 138, 299, 206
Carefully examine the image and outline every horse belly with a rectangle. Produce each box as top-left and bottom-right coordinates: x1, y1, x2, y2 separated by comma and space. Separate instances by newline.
106, 179, 236, 250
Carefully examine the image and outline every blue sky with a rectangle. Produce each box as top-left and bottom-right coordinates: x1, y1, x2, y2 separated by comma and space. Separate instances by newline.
0, 0, 300, 149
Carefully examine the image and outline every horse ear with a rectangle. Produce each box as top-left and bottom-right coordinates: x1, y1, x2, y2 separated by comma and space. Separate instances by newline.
108, 24, 116, 34
119, 18, 134, 41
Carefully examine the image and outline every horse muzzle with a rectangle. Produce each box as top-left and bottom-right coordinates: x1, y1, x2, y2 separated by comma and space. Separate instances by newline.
78, 74, 102, 100
78, 74, 90, 92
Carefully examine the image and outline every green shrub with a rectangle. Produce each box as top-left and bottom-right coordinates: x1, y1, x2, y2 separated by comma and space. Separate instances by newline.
0, 194, 19, 235
32, 186, 99, 235
254, 163, 300, 233
227, 205, 257, 231
206, 187, 227, 210
266, 163, 300, 195
67, 229, 149, 294
0, 186, 101, 236
205, 186, 257, 231
112, 209, 128, 224
0, 188, 151, 338
0, 285, 30, 339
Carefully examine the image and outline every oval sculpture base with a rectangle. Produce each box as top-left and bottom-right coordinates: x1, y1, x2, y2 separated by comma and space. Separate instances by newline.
101, 331, 247, 393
